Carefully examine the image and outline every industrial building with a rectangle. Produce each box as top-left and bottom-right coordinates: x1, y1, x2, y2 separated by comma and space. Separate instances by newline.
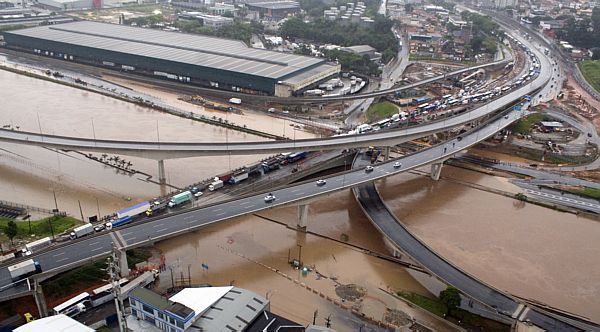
128, 286, 305, 331
2, 21, 340, 96
245, 1, 300, 20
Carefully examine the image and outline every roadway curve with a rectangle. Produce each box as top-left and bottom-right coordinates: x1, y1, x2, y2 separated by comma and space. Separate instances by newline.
0, 51, 549, 160
0, 106, 526, 300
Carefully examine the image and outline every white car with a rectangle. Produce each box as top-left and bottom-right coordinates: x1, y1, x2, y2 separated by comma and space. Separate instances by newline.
316, 179, 327, 186
264, 193, 276, 203
393, 162, 402, 168
365, 166, 374, 173
194, 192, 203, 198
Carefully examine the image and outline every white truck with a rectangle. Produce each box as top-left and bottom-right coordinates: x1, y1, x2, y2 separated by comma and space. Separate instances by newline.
22, 237, 52, 256
117, 201, 151, 219
8, 259, 42, 280
229, 98, 242, 105
229, 171, 249, 185
70, 223, 94, 239
208, 179, 224, 191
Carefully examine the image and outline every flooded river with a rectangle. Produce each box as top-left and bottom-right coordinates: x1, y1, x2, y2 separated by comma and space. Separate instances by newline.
2, 62, 599, 327
378, 166, 600, 323
0, 68, 291, 216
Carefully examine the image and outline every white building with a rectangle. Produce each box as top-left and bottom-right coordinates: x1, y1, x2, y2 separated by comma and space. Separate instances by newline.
494, 0, 517, 8
14, 314, 94, 332
37, 0, 93, 10
128, 286, 287, 331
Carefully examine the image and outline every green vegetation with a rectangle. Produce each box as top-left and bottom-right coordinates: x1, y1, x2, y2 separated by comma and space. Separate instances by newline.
397, 291, 447, 317
366, 101, 399, 122
509, 113, 545, 135
4, 220, 17, 244
439, 286, 461, 313
398, 290, 509, 331
579, 60, 600, 93
555, 7, 600, 49
0, 24, 28, 31
322, 49, 381, 76
563, 187, 600, 200
127, 247, 153, 269
174, 20, 264, 45
0, 216, 81, 241
515, 193, 528, 201
457, 12, 500, 56
123, 15, 264, 45
44, 260, 107, 298
279, 16, 398, 63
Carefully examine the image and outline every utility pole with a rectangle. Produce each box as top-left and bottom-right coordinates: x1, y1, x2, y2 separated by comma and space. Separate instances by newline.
108, 244, 127, 332
325, 314, 332, 328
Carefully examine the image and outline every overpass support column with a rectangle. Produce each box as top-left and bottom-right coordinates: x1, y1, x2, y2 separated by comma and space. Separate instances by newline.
430, 162, 443, 181
297, 204, 308, 231
383, 146, 390, 161
33, 278, 48, 318
158, 160, 166, 185
118, 248, 130, 278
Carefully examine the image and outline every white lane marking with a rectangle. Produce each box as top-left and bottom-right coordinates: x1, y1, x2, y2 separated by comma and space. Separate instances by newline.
183, 215, 194, 220
56, 257, 69, 263
246, 204, 256, 208
152, 223, 165, 228
216, 212, 226, 216
212, 208, 223, 212
53, 252, 65, 257
291, 189, 301, 193
294, 192, 304, 196
90, 247, 103, 252
156, 228, 168, 233
89, 241, 100, 246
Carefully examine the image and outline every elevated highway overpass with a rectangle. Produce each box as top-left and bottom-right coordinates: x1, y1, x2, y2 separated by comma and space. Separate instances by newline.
0, 54, 549, 161
2, 107, 595, 330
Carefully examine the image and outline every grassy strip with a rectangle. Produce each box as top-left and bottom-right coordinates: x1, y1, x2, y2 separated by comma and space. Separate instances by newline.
366, 101, 399, 122
397, 291, 509, 331
0, 216, 81, 241
126, 247, 153, 269
562, 187, 600, 200
397, 291, 447, 317
509, 113, 546, 134
44, 261, 107, 299
579, 60, 600, 93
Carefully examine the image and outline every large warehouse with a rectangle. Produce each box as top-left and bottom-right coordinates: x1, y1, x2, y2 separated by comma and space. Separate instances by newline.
2, 21, 340, 96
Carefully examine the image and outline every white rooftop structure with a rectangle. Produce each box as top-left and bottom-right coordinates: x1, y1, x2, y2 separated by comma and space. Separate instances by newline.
169, 286, 233, 319
14, 314, 94, 332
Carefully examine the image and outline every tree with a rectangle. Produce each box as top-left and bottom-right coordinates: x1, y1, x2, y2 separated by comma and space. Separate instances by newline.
439, 286, 461, 314
5, 220, 17, 244
592, 48, 600, 60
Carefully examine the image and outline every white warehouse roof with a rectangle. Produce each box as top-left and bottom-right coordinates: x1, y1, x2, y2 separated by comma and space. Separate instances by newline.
14, 314, 94, 332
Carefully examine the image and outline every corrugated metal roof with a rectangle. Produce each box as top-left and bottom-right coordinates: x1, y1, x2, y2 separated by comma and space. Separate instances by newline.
8, 21, 327, 80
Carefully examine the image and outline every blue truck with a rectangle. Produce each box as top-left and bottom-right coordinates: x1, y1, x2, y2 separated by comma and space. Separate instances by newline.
287, 151, 307, 163
106, 216, 132, 230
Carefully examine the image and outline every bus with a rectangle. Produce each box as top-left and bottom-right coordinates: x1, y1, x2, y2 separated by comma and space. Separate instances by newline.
442, 94, 452, 100
53, 292, 90, 316
417, 103, 430, 110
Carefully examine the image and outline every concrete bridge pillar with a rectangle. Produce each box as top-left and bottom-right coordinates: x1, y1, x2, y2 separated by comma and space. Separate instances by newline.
118, 248, 130, 278
297, 204, 308, 231
158, 160, 166, 185
383, 146, 390, 161
430, 162, 443, 181
33, 278, 48, 318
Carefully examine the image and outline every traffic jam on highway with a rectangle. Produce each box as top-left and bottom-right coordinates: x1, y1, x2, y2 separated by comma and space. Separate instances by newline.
2, 31, 542, 282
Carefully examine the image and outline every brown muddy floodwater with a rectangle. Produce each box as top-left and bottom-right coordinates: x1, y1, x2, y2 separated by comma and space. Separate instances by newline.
156, 189, 458, 331
378, 165, 600, 324
0, 69, 299, 216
